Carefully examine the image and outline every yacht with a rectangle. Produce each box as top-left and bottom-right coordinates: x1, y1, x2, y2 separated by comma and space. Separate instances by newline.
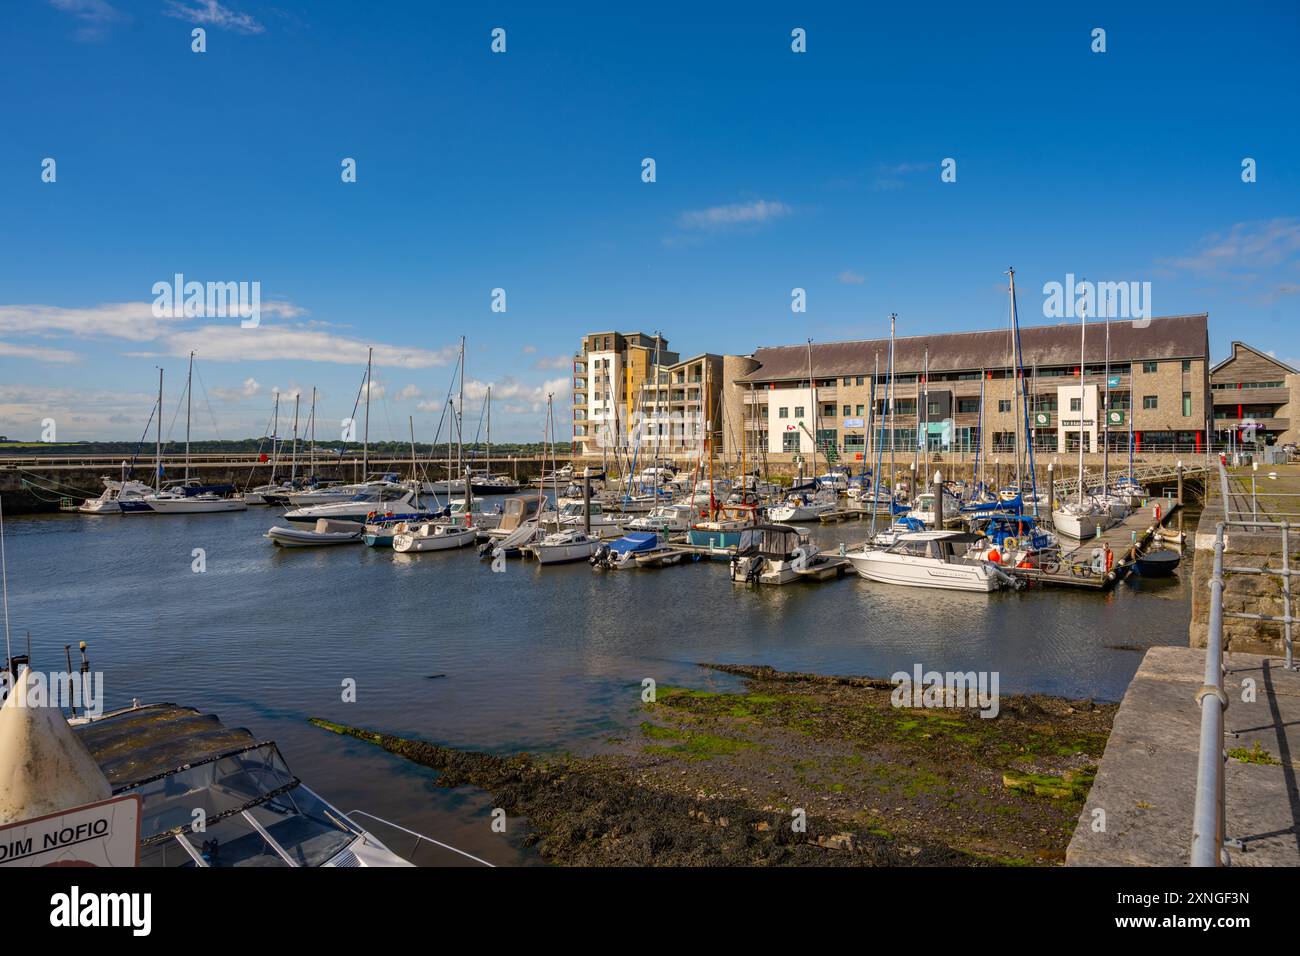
282, 482, 427, 523
906, 488, 962, 528
625, 503, 695, 534
1051, 499, 1113, 540
769, 488, 838, 522
524, 528, 601, 565
77, 478, 153, 514
140, 482, 249, 514
730, 524, 842, 585
544, 500, 625, 538
392, 522, 477, 553
847, 530, 1009, 592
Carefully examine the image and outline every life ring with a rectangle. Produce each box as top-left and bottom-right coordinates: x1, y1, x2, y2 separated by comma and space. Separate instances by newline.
1003, 537, 1019, 553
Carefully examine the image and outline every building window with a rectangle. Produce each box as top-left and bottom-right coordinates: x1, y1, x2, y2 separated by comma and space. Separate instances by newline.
843, 404, 852, 416
1070, 397, 1082, 412
1143, 395, 1158, 410
1182, 391, 1192, 416
760, 407, 769, 419
957, 398, 979, 414
1182, 360, 1192, 372
794, 406, 805, 418
856, 376, 865, 386
1142, 361, 1158, 373
844, 434, 865, 450
855, 404, 865, 416
782, 432, 800, 453
997, 400, 1012, 413
822, 403, 835, 417
928, 401, 940, 417
842, 377, 852, 386
778, 407, 788, 419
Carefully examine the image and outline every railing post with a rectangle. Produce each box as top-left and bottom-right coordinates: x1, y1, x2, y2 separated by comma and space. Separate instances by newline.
1285, 526, 1294, 670
1190, 522, 1228, 866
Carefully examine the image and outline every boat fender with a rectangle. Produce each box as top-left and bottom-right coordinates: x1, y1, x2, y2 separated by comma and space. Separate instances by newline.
986, 548, 1001, 564
1105, 545, 1114, 572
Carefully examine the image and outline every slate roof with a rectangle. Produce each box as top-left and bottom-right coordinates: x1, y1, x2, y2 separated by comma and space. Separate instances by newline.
741, 314, 1209, 382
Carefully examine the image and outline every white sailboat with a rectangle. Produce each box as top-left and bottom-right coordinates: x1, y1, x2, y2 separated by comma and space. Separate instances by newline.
1052, 300, 1112, 539
77, 477, 152, 514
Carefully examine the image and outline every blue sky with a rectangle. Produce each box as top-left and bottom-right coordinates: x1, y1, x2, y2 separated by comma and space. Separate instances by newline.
1, 0, 1297, 442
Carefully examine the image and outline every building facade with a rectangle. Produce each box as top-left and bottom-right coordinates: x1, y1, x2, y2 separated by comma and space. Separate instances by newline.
1209, 342, 1299, 447
725, 314, 1212, 465
572, 331, 675, 457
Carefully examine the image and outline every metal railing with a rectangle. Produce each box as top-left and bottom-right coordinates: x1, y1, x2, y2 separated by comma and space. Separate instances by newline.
1191, 460, 1300, 865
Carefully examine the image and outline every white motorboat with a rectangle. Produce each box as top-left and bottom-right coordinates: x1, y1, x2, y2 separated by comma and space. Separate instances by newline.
285, 482, 363, 506
769, 489, 838, 522
392, 522, 477, 553
283, 483, 427, 523
625, 503, 695, 533
444, 496, 503, 530
544, 500, 626, 538
847, 530, 1009, 592
266, 518, 365, 547
906, 488, 961, 528
77, 478, 152, 514
1051, 500, 1113, 540
142, 486, 249, 514
242, 481, 295, 506
524, 529, 601, 565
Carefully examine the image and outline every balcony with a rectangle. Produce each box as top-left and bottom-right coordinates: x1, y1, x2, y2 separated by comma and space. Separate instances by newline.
1214, 387, 1289, 406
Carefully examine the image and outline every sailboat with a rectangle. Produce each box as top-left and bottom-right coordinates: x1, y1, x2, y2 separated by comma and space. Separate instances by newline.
139, 355, 248, 514
1051, 297, 1112, 539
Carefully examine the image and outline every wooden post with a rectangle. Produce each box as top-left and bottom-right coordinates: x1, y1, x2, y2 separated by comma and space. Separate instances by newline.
583, 468, 592, 535
933, 470, 944, 528
1176, 460, 1184, 506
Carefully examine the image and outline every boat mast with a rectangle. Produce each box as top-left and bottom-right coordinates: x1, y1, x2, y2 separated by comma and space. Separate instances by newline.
363, 346, 372, 480
1077, 298, 1087, 507
408, 416, 417, 481
290, 391, 300, 483
1103, 311, 1111, 492
806, 338, 818, 481
486, 384, 492, 480
155, 367, 163, 493
706, 359, 715, 520
921, 347, 930, 484
457, 336, 465, 480
309, 387, 316, 478
184, 351, 193, 483
269, 392, 280, 485
888, 314, 896, 501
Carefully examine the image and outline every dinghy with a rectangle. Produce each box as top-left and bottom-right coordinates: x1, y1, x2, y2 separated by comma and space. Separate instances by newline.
266, 518, 365, 547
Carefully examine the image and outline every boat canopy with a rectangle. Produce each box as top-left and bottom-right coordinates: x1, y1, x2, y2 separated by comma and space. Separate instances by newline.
609, 532, 660, 554
736, 524, 808, 557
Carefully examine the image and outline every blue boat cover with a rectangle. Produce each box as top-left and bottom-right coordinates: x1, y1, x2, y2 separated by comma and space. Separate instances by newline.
610, 532, 660, 554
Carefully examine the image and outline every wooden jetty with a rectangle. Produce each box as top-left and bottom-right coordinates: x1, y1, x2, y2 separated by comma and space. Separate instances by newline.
1014, 496, 1181, 591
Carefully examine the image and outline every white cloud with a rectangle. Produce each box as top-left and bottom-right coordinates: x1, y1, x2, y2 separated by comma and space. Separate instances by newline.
162, 0, 263, 34
0, 302, 178, 342
532, 354, 572, 370
461, 376, 571, 413
0, 341, 81, 364
521, 344, 538, 354
837, 270, 866, 285
416, 399, 443, 413
676, 199, 791, 231
397, 384, 422, 401
48, 0, 124, 42
212, 376, 261, 402
1162, 218, 1300, 276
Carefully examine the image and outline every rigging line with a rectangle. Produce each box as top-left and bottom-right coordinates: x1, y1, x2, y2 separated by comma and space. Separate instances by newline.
0, 496, 11, 667
193, 366, 223, 442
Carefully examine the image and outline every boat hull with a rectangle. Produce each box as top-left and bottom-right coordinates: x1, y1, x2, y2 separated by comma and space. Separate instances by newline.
847, 552, 998, 592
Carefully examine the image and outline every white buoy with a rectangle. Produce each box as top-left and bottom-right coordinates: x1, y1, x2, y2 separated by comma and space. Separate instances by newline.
0, 667, 112, 824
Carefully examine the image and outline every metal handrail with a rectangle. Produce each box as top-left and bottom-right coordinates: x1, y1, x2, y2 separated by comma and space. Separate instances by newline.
343, 809, 495, 867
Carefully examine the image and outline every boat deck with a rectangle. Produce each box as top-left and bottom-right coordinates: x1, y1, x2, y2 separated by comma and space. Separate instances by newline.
1014, 497, 1181, 590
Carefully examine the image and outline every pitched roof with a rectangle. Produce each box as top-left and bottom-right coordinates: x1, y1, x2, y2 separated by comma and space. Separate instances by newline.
1210, 341, 1297, 376
742, 314, 1209, 382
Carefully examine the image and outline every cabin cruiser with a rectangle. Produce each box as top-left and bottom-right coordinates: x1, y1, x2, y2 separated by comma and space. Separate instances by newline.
282, 482, 428, 523
524, 528, 601, 565
868, 514, 928, 548
730, 524, 842, 585
906, 487, 962, 528
625, 502, 695, 534
544, 500, 625, 538
285, 480, 369, 507
769, 488, 838, 522
846, 530, 1014, 592
266, 518, 365, 547
480, 496, 554, 558
442, 496, 503, 530
470, 473, 521, 495
393, 522, 477, 553
77, 477, 153, 514
687, 504, 759, 553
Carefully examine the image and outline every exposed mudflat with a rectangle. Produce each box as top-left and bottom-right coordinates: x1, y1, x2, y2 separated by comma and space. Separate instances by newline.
311, 662, 1115, 866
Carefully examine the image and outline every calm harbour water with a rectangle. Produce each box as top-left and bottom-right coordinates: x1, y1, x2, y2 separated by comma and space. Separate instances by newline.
3, 501, 1192, 865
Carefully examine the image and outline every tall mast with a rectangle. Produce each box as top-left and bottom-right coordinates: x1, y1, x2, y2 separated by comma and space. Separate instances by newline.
309, 387, 316, 478
155, 367, 163, 493
806, 338, 818, 479
706, 359, 714, 519
363, 346, 372, 479
921, 347, 930, 482
888, 314, 896, 501
269, 393, 280, 483
1077, 297, 1087, 507
1103, 311, 1111, 492
457, 336, 465, 479
1009, 267, 1038, 512
486, 384, 492, 479
290, 391, 300, 483
409, 415, 417, 481
184, 351, 193, 483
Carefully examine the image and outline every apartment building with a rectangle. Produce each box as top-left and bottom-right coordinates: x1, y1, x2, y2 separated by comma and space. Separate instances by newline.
571, 331, 676, 456
1210, 342, 1299, 447
725, 313, 1212, 464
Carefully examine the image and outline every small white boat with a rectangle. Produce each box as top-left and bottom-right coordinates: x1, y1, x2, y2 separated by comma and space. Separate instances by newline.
143, 487, 249, 514
847, 530, 1009, 592
392, 522, 477, 553
283, 483, 428, 523
625, 503, 695, 533
769, 489, 838, 522
524, 529, 601, 565
545, 500, 626, 538
1052, 500, 1113, 540
266, 518, 365, 546
906, 489, 962, 528
730, 524, 846, 585
77, 478, 152, 514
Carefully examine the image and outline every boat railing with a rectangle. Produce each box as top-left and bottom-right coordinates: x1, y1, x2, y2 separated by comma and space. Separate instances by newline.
1192, 460, 1300, 865
343, 810, 496, 867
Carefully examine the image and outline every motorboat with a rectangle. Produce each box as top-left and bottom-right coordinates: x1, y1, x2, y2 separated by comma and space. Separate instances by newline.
1052, 499, 1113, 540
687, 504, 759, 553
545, 500, 625, 538
282, 482, 428, 523
443, 496, 503, 531
77, 478, 152, 514
768, 488, 838, 522
69, 699, 411, 867
524, 528, 601, 565
1110, 478, 1146, 509
906, 488, 962, 528
846, 530, 1013, 592
362, 513, 436, 547
590, 531, 666, 569
729, 524, 846, 585
625, 503, 695, 534
966, 513, 1061, 569
285, 482, 364, 506
479, 496, 553, 558
392, 522, 477, 553
868, 514, 928, 548
470, 474, 521, 495
266, 518, 365, 547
